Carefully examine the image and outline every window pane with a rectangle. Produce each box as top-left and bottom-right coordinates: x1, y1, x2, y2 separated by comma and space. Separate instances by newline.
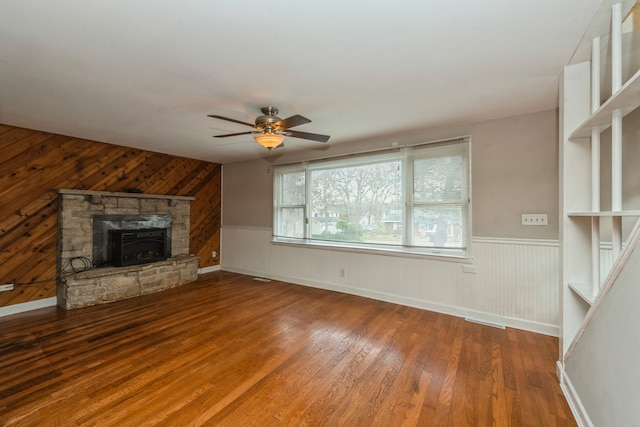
278, 207, 305, 238
310, 161, 402, 244
414, 145, 467, 203
281, 171, 305, 205
412, 205, 467, 248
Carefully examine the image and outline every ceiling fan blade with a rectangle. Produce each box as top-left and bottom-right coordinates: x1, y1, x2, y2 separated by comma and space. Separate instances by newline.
208, 114, 256, 128
287, 130, 330, 143
214, 131, 255, 138
276, 114, 312, 129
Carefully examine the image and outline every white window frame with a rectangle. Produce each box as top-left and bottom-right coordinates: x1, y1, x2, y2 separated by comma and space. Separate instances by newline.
273, 137, 471, 260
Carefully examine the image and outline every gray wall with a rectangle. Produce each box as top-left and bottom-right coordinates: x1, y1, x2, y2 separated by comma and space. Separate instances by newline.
222, 159, 273, 228
223, 109, 559, 240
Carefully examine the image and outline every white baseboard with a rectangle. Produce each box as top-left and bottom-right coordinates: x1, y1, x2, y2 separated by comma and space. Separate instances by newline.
558, 364, 594, 427
198, 265, 221, 275
0, 297, 57, 318
221, 265, 559, 337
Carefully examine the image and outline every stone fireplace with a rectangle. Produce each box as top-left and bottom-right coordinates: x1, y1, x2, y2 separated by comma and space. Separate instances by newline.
57, 189, 200, 309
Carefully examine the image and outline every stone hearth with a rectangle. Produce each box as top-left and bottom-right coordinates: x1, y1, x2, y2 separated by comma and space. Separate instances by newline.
59, 257, 198, 309
57, 189, 200, 309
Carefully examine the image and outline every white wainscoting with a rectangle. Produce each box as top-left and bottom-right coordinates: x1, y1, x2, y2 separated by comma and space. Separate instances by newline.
221, 226, 560, 336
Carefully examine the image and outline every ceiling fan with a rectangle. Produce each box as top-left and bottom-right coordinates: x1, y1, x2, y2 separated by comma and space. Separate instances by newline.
208, 106, 330, 149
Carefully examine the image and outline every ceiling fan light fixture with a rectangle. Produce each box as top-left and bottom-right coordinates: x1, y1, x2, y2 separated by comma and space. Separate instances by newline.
253, 132, 285, 149
210, 106, 330, 146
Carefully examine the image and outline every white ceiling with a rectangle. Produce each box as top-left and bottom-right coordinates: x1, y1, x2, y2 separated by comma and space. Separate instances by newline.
1, 0, 603, 164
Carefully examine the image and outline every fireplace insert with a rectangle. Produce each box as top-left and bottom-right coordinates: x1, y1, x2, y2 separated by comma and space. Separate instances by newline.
109, 228, 170, 267
92, 214, 172, 267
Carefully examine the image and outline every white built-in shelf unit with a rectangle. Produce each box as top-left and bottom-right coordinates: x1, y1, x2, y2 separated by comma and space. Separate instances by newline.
560, 0, 640, 356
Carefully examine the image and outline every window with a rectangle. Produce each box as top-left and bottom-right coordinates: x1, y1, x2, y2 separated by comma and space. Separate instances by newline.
274, 137, 470, 257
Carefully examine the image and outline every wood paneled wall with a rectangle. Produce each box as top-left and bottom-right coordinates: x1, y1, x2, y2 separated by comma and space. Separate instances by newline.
0, 124, 221, 308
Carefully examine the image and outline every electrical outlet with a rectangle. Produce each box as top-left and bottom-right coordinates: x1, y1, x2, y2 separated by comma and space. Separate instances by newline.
521, 213, 548, 226
462, 264, 476, 274
339, 268, 346, 278
0, 283, 14, 292
212, 251, 217, 258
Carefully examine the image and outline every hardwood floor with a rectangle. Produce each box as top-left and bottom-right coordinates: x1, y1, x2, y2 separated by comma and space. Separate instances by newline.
0, 271, 576, 426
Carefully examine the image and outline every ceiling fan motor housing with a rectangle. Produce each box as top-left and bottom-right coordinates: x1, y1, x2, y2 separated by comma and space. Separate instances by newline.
255, 107, 282, 132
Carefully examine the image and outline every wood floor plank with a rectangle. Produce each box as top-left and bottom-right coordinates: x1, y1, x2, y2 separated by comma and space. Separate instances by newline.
0, 272, 577, 426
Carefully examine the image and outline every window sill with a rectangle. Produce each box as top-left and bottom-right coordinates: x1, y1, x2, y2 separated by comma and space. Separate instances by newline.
271, 238, 471, 263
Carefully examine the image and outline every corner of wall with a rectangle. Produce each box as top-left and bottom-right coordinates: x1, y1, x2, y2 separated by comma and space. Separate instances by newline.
558, 365, 594, 427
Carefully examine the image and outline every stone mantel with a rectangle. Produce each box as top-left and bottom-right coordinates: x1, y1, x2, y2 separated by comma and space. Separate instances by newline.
57, 189, 199, 309
58, 188, 195, 202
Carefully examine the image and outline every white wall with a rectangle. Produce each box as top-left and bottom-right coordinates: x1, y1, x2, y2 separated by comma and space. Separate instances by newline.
222, 109, 561, 334
562, 230, 640, 426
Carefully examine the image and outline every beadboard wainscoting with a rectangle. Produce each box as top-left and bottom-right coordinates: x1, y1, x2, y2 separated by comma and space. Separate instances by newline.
221, 226, 561, 336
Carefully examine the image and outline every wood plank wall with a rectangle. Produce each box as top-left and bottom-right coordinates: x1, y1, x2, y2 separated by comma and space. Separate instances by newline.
0, 124, 221, 308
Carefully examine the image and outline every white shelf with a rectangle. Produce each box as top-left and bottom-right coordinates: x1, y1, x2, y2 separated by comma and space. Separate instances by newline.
568, 210, 640, 217
569, 68, 640, 139
568, 282, 596, 305
561, 2, 640, 359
